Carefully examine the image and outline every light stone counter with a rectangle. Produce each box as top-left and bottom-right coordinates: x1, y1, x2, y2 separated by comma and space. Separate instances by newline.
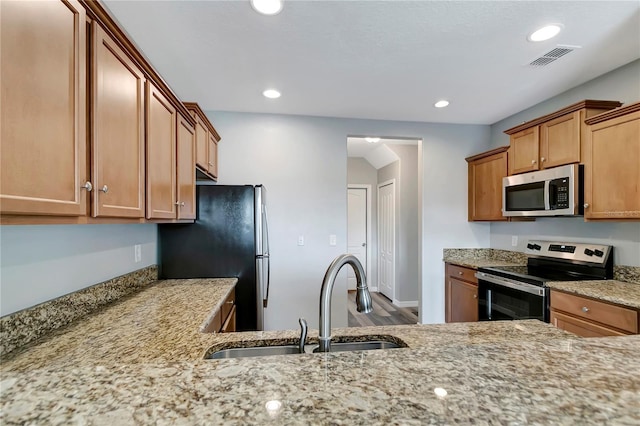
547, 280, 640, 310
1, 279, 639, 424
442, 248, 527, 269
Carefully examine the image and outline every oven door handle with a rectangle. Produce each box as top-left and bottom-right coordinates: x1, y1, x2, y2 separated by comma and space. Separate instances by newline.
475, 272, 545, 296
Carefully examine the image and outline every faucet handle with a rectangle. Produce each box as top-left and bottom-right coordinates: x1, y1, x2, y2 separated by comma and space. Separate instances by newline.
298, 317, 308, 354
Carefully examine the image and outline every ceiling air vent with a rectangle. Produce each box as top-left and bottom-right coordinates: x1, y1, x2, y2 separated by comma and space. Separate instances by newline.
529, 45, 581, 67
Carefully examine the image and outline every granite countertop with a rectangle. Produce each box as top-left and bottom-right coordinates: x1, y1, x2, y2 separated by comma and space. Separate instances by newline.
2, 280, 640, 424
442, 248, 527, 269
547, 280, 640, 310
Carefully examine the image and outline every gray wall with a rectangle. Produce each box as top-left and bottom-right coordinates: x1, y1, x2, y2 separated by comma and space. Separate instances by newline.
347, 158, 378, 290
388, 145, 419, 303
489, 59, 640, 266
0, 225, 157, 316
211, 110, 492, 327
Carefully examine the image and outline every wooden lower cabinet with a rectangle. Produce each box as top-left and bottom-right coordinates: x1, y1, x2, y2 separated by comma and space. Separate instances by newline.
204, 289, 236, 333
550, 290, 638, 337
445, 263, 478, 323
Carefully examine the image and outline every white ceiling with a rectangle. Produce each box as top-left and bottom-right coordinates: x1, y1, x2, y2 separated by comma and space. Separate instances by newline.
103, 1, 640, 125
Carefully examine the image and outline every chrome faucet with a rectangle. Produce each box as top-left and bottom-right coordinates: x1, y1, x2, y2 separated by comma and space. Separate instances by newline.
318, 254, 373, 352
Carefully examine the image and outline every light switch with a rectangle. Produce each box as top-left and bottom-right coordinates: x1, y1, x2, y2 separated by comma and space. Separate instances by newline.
298, 235, 304, 246
329, 234, 337, 246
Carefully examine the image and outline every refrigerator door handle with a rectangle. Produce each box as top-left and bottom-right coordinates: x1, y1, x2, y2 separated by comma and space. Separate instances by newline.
262, 200, 270, 307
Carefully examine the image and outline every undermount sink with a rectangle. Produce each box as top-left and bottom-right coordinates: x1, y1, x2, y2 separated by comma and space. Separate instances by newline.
205, 336, 407, 360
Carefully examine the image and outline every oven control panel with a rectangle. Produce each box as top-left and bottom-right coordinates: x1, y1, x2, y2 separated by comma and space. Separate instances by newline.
525, 240, 612, 264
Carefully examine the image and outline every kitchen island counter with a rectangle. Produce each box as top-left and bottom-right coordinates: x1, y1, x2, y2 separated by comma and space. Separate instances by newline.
1, 280, 639, 425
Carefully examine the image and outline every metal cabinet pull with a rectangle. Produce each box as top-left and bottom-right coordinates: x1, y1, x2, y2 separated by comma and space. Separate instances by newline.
584, 203, 590, 209
582, 306, 590, 313
99, 185, 108, 193
541, 157, 546, 162
175, 201, 186, 207
531, 159, 536, 164
80, 181, 93, 192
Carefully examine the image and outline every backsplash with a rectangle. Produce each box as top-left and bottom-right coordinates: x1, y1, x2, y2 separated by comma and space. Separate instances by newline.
614, 266, 640, 285
0, 265, 158, 356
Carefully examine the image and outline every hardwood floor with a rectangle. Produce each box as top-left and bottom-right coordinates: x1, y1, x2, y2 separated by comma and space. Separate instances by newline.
348, 291, 418, 327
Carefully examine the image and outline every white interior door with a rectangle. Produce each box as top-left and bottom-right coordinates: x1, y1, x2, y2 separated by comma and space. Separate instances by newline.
347, 188, 367, 290
378, 181, 395, 300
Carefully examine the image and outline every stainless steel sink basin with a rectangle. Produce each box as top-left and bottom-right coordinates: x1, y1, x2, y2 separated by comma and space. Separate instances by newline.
205, 336, 407, 360
312, 340, 401, 352
207, 345, 300, 359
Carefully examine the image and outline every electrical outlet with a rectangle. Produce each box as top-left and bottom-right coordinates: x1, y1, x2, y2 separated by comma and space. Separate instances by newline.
511, 236, 518, 247
134, 244, 142, 263
329, 234, 337, 246
297, 235, 304, 246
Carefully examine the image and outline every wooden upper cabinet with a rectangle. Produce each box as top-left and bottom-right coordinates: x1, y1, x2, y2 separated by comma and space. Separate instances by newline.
0, 0, 88, 216
193, 115, 209, 170
509, 127, 539, 174
208, 133, 219, 178
540, 111, 581, 168
146, 82, 177, 219
505, 100, 622, 176
92, 23, 145, 218
177, 114, 196, 220
184, 102, 220, 182
583, 102, 640, 221
466, 146, 508, 221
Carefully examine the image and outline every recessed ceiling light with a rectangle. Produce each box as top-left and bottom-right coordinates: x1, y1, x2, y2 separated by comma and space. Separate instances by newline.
365, 137, 380, 143
263, 89, 281, 99
434, 100, 449, 108
250, 0, 283, 16
528, 24, 562, 42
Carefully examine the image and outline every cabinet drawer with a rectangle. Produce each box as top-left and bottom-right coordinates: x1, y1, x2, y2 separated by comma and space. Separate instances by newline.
551, 291, 638, 333
221, 288, 235, 322
446, 264, 477, 284
550, 310, 629, 337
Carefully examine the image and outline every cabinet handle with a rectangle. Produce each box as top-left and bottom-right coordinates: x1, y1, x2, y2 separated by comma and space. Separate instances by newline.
99, 185, 108, 193
473, 294, 477, 299
531, 159, 536, 164
175, 201, 181, 206
541, 157, 546, 162
80, 181, 93, 192
583, 203, 589, 209
458, 271, 463, 275
208, 162, 214, 166
582, 306, 590, 313
181, 202, 185, 207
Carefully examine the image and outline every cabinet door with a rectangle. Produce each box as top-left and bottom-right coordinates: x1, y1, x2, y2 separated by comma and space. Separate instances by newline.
92, 24, 145, 218
146, 82, 177, 219
551, 310, 628, 337
584, 110, 640, 220
509, 127, 539, 174
468, 152, 507, 221
208, 133, 218, 179
540, 111, 580, 169
194, 115, 209, 170
177, 114, 196, 220
446, 278, 478, 323
1, 0, 88, 216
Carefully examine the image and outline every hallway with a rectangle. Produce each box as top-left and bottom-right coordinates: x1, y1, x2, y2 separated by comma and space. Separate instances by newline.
348, 291, 418, 327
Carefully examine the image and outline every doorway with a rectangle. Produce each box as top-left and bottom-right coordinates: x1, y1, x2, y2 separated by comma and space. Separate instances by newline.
377, 179, 395, 300
347, 186, 372, 290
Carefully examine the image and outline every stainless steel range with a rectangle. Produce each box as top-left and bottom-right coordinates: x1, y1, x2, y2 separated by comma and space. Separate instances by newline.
476, 241, 613, 323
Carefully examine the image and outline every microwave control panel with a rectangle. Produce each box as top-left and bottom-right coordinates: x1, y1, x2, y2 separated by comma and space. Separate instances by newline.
550, 178, 570, 209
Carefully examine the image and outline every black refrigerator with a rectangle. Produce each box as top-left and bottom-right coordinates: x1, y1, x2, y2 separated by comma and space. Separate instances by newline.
158, 185, 269, 331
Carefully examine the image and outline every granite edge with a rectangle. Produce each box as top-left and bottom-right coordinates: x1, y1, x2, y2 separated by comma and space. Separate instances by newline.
198, 283, 237, 333
0, 265, 158, 357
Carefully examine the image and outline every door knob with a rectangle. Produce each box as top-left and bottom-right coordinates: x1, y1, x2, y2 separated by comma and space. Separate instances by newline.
361, 243, 366, 247
80, 181, 93, 192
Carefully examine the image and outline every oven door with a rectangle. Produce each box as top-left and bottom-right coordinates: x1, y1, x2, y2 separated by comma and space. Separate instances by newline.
476, 273, 549, 322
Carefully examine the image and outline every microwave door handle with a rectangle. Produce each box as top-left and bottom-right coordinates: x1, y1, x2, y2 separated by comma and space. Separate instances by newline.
544, 180, 551, 210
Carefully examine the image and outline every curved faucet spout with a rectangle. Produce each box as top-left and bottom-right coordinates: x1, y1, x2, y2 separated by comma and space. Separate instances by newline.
318, 254, 373, 352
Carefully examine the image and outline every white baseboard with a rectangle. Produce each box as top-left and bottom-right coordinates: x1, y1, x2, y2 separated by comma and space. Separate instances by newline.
393, 299, 418, 308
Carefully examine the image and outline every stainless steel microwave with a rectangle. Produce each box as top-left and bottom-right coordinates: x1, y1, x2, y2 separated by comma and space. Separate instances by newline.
502, 164, 583, 217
